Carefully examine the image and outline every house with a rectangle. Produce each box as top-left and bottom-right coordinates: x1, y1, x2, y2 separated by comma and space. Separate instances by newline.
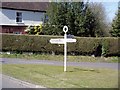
0, 2, 49, 34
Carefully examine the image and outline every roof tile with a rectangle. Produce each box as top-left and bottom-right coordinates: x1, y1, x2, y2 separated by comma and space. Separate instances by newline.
2, 2, 49, 12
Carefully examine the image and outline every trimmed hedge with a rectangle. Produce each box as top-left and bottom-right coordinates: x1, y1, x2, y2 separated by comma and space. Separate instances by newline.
1, 34, 120, 56
1, 34, 64, 53
101, 37, 119, 56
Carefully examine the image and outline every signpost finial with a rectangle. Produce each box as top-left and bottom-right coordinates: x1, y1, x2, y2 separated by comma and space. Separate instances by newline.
63, 26, 68, 33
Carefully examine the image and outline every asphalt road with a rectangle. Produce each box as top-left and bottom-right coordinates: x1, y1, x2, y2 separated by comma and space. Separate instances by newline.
1, 74, 45, 88
1, 58, 119, 70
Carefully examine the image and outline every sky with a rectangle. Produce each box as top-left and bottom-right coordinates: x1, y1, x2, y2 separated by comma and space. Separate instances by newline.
88, 0, 119, 22
102, 2, 118, 22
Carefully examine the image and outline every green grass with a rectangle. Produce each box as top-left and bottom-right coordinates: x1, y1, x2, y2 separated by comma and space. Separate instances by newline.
2, 64, 118, 88
0, 53, 119, 63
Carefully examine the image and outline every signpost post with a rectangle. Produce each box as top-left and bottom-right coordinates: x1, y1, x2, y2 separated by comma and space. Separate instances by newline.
49, 26, 76, 72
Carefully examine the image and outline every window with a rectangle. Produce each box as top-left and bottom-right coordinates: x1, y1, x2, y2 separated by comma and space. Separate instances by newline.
16, 12, 22, 23
44, 15, 48, 23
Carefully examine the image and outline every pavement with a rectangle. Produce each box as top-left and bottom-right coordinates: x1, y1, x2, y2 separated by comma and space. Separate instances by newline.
1, 58, 119, 70
1, 74, 45, 88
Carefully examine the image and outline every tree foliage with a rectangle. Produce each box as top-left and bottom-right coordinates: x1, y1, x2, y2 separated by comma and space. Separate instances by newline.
88, 2, 110, 37
43, 2, 107, 37
110, 9, 120, 37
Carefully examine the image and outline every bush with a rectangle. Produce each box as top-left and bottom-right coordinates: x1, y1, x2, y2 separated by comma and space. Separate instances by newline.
102, 37, 119, 56
73, 37, 102, 55
25, 24, 43, 35
1, 34, 119, 56
1, 34, 63, 53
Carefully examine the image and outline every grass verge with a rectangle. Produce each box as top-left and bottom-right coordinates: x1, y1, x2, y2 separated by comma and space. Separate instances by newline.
0, 54, 119, 63
2, 64, 118, 88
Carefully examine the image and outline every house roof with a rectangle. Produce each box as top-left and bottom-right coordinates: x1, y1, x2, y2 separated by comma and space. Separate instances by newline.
1, 2, 49, 12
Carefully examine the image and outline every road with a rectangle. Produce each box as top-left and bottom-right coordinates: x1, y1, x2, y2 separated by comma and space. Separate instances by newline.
1, 58, 119, 70
1, 74, 45, 88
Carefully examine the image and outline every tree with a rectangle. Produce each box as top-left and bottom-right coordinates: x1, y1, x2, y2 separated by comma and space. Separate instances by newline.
43, 2, 89, 36
43, 1, 108, 37
82, 5, 97, 37
44, 2, 68, 35
88, 2, 110, 37
66, 2, 86, 36
110, 9, 120, 37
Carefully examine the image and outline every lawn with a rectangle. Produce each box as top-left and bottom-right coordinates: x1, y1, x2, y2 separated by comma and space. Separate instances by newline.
2, 64, 118, 88
0, 54, 119, 63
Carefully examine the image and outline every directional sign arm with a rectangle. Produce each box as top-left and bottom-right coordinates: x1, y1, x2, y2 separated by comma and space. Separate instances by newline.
49, 38, 76, 44
49, 39, 64, 44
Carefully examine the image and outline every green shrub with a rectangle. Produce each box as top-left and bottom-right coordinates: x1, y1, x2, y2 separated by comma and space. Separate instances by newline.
1, 34, 63, 53
25, 24, 43, 35
101, 37, 119, 56
73, 37, 101, 55
1, 34, 119, 56
102, 39, 109, 56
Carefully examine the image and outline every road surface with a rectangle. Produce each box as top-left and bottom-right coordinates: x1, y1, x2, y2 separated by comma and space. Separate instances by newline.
1, 58, 119, 70
1, 74, 45, 88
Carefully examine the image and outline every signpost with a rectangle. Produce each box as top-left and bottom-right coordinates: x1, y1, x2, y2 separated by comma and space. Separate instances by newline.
49, 26, 76, 72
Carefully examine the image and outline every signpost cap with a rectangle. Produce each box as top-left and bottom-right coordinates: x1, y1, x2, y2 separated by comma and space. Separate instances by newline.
63, 26, 68, 33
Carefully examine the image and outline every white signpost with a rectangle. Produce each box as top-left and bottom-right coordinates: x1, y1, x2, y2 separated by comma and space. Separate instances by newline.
50, 26, 76, 72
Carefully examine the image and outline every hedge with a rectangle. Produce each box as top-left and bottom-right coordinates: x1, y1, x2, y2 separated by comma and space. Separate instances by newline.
1, 34, 120, 56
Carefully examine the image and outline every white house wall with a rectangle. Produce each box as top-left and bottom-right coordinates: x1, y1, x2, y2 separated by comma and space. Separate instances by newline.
1, 9, 45, 26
